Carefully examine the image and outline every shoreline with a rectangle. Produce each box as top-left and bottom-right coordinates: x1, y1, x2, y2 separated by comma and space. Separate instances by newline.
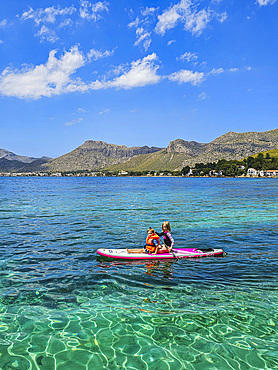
0, 173, 277, 179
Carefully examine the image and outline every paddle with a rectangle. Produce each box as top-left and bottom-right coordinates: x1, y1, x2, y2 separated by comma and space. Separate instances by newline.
159, 237, 177, 260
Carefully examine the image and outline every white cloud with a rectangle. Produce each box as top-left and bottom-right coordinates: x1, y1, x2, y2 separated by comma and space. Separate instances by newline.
21, 5, 78, 42
35, 26, 59, 43
128, 16, 152, 50
0, 46, 206, 99
128, 17, 140, 28
198, 92, 206, 100
217, 12, 228, 23
184, 8, 213, 35
0, 19, 7, 28
136, 27, 144, 36
0, 49, 161, 98
99, 108, 110, 114
21, 2, 109, 24
141, 7, 159, 17
78, 108, 86, 112
155, 0, 226, 36
87, 48, 114, 61
79, 1, 109, 21
65, 118, 83, 126
65, 117, 83, 126
178, 51, 198, 62
106, 53, 161, 89
134, 27, 152, 51
110, 63, 128, 77
168, 69, 205, 85
21, 5, 76, 25
155, 0, 191, 36
229, 68, 239, 72
257, 0, 277, 5
59, 19, 74, 28
167, 40, 176, 46
0, 46, 87, 99
0, 39, 3, 44
208, 67, 224, 75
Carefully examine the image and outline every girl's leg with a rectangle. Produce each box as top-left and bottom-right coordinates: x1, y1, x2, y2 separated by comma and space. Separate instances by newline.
126, 248, 145, 253
158, 244, 170, 253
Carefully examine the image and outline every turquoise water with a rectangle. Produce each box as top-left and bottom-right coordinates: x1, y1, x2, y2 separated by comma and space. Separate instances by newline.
0, 177, 278, 370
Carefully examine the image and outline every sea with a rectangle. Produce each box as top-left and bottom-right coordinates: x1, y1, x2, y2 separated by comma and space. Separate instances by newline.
0, 176, 277, 370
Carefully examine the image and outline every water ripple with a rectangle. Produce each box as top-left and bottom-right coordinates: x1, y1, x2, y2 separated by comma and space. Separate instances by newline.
0, 177, 278, 369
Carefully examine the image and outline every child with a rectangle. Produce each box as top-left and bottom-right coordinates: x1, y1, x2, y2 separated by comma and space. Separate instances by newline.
127, 227, 160, 254
155, 221, 174, 253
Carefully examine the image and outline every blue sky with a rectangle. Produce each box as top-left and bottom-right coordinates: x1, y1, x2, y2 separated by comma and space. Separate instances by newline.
0, 0, 278, 158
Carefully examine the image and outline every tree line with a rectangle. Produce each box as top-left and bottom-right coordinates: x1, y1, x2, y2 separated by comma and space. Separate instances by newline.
182, 152, 278, 177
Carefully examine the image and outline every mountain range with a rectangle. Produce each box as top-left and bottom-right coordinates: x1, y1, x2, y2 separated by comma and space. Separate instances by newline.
104, 129, 278, 172
0, 149, 40, 163
1, 129, 278, 173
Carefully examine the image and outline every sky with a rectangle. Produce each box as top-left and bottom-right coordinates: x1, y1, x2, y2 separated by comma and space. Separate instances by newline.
0, 0, 278, 158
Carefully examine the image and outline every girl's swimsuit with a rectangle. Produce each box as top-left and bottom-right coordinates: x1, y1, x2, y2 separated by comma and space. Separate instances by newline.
156, 231, 174, 248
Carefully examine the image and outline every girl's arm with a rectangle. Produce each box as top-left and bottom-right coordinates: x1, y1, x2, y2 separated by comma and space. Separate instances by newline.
152, 239, 159, 254
155, 231, 163, 237
167, 232, 175, 249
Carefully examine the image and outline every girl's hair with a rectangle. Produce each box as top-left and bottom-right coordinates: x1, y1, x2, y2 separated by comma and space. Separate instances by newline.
162, 221, 171, 232
147, 227, 155, 234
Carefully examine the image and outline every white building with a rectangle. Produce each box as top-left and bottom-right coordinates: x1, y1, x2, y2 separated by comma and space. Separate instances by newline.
118, 170, 128, 176
247, 168, 257, 176
265, 170, 278, 177
209, 170, 222, 176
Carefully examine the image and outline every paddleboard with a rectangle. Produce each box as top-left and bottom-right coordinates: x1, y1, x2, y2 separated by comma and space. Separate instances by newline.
97, 247, 226, 260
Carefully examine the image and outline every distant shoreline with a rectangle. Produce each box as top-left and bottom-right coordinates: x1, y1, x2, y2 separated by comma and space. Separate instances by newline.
0, 173, 277, 179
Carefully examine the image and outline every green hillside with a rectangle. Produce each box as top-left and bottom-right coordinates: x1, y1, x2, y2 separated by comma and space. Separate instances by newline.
103, 149, 189, 172
248, 148, 278, 159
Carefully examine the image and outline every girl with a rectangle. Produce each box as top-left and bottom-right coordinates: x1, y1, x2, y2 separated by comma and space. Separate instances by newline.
156, 221, 174, 253
127, 227, 160, 254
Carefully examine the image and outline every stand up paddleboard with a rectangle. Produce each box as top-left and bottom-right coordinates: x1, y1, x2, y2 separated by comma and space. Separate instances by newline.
97, 247, 226, 260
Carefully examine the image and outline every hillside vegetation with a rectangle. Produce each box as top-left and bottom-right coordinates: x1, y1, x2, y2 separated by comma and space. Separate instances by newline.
247, 148, 278, 159
104, 129, 278, 172
104, 149, 189, 172
188, 150, 278, 177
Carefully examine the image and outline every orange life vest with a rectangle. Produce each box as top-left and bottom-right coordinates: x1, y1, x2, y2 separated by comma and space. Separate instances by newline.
145, 233, 160, 253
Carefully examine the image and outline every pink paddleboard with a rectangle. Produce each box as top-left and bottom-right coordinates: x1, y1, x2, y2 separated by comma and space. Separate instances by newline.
97, 247, 226, 260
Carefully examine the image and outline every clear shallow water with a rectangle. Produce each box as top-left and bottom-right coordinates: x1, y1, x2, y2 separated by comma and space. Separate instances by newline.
0, 177, 278, 370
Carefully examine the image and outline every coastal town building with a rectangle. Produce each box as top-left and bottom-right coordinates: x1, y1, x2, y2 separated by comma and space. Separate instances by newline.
118, 170, 128, 176
247, 168, 278, 177
209, 170, 223, 176
247, 168, 258, 176
1, 167, 278, 177
265, 169, 278, 177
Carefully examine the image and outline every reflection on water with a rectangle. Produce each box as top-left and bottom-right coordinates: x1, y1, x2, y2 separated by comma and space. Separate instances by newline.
0, 177, 278, 369
98, 259, 176, 279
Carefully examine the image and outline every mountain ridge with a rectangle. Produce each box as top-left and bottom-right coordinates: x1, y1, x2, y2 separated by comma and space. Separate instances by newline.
41, 141, 162, 172
1, 128, 278, 173
105, 128, 278, 172
0, 149, 44, 163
